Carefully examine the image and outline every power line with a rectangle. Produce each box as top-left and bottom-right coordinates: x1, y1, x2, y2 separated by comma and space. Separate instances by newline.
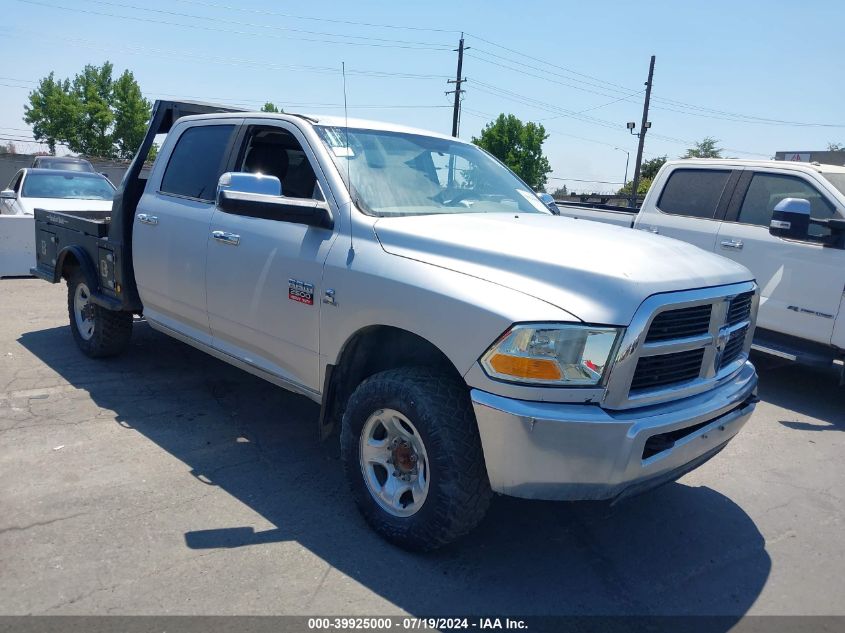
171, 0, 458, 34
16, 0, 453, 50
5, 31, 452, 82
465, 33, 845, 128
467, 51, 641, 102
89, 0, 451, 48
465, 33, 636, 93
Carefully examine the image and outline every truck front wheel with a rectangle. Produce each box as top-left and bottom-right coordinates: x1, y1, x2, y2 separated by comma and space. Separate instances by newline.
67, 270, 133, 358
340, 367, 492, 551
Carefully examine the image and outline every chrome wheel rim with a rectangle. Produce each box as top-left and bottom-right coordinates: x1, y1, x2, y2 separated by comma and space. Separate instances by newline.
73, 282, 95, 341
359, 408, 429, 518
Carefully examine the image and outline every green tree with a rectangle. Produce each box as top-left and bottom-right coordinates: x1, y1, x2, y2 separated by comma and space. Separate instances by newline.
24, 62, 151, 158
550, 184, 568, 198
472, 113, 552, 191
261, 102, 283, 113
827, 142, 844, 151
683, 137, 723, 159
617, 177, 653, 196
70, 62, 115, 157
23, 72, 76, 155
641, 155, 667, 179
112, 70, 151, 159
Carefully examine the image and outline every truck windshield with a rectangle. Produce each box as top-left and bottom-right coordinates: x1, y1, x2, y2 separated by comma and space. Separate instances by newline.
23, 173, 114, 200
822, 172, 845, 200
315, 126, 549, 217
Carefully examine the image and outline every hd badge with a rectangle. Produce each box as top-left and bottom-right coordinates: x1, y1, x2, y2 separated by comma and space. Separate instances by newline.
288, 279, 314, 305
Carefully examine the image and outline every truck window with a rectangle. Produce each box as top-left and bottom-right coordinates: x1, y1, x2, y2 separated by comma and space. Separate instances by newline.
738, 173, 836, 237
657, 169, 730, 219
160, 125, 235, 201
237, 127, 322, 200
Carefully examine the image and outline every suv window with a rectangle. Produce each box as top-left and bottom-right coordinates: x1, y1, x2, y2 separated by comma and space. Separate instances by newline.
657, 169, 730, 219
738, 173, 836, 237
160, 125, 235, 201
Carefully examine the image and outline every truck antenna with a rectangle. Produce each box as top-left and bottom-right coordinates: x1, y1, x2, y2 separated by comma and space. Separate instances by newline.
342, 61, 354, 259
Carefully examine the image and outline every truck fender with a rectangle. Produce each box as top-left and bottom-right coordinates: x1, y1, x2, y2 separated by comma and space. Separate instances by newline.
56, 245, 99, 291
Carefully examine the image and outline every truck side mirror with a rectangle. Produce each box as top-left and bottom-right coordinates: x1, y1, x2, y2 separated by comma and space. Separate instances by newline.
537, 192, 559, 214
216, 172, 332, 230
0, 189, 16, 200
217, 172, 281, 198
769, 198, 810, 240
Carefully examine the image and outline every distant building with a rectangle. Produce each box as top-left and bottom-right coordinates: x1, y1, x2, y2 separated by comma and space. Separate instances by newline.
775, 150, 845, 165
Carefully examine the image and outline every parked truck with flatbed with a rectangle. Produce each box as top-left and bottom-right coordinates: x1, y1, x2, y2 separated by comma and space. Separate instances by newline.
31, 100, 760, 550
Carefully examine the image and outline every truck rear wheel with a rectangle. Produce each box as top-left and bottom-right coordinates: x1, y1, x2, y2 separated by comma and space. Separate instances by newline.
340, 367, 491, 551
67, 270, 133, 358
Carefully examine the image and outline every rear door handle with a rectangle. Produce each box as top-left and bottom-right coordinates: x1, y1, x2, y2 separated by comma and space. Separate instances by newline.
212, 230, 240, 246
137, 213, 158, 226
720, 239, 743, 250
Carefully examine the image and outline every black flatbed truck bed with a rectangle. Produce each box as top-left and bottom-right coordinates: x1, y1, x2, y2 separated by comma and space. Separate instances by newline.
30, 100, 245, 313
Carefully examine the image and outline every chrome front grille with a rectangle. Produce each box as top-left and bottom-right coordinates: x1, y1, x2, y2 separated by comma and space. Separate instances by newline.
645, 304, 712, 342
726, 291, 754, 326
603, 281, 758, 410
719, 325, 749, 369
631, 348, 705, 391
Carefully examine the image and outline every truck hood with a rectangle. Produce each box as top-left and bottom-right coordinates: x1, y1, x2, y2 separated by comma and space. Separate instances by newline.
19, 198, 113, 215
373, 213, 753, 325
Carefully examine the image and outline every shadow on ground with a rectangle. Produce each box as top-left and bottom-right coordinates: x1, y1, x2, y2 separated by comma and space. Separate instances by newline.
750, 351, 845, 432
20, 322, 772, 618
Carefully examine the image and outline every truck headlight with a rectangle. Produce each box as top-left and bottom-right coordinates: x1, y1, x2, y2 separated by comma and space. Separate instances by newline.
480, 324, 622, 386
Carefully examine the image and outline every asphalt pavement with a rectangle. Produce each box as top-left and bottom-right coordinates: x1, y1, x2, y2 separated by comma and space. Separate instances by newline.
1, 279, 843, 618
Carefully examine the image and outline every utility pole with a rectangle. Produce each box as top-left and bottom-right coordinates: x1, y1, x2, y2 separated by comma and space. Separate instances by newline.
629, 55, 655, 208
446, 33, 467, 138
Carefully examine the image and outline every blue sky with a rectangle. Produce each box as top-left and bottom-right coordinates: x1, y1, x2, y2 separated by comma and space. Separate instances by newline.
2, 0, 844, 192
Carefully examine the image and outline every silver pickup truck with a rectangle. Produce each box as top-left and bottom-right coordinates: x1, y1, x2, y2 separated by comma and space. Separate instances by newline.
31, 101, 760, 550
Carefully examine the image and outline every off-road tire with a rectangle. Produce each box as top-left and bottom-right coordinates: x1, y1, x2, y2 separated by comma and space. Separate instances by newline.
340, 367, 492, 551
67, 269, 133, 358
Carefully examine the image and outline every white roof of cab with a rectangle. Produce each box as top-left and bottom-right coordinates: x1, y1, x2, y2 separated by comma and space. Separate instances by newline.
666, 157, 845, 174
178, 111, 461, 143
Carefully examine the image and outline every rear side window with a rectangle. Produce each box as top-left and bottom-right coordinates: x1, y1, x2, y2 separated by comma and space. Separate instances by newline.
160, 125, 234, 201
657, 169, 730, 219
738, 173, 836, 237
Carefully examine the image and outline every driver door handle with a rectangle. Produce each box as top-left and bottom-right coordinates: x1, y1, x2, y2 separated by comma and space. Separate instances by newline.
137, 213, 158, 226
720, 239, 743, 250
212, 230, 240, 246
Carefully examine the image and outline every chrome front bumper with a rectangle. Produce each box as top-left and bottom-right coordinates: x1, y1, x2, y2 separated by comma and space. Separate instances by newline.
471, 361, 758, 501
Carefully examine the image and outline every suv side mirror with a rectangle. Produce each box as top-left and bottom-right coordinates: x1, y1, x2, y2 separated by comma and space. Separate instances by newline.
0, 189, 16, 200
537, 192, 559, 214
216, 172, 333, 230
769, 198, 810, 240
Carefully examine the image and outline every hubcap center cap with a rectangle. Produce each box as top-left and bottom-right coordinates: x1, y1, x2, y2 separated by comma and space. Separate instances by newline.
392, 439, 417, 474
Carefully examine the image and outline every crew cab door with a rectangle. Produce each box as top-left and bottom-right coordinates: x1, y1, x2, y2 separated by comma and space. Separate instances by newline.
636, 166, 739, 250
205, 120, 338, 393
133, 120, 240, 345
715, 169, 845, 345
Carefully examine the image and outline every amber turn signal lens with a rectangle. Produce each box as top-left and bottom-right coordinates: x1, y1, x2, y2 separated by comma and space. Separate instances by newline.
488, 354, 562, 381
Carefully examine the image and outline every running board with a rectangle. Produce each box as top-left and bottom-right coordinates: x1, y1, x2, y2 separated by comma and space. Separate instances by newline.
751, 343, 797, 362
